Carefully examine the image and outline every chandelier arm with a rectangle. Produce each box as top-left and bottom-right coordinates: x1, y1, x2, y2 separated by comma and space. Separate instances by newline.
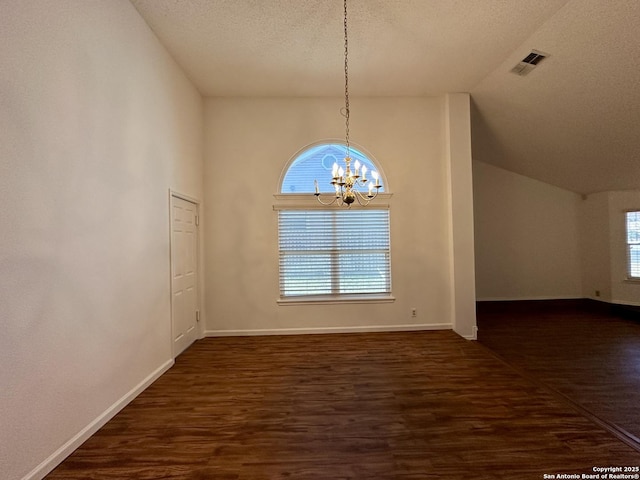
354, 188, 376, 205
314, 193, 340, 206
353, 193, 369, 207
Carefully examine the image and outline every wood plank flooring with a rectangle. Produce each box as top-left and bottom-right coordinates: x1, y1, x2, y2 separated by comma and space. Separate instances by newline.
477, 299, 640, 449
47, 330, 640, 480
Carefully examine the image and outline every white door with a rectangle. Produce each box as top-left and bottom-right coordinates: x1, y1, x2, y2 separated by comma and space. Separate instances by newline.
170, 195, 199, 357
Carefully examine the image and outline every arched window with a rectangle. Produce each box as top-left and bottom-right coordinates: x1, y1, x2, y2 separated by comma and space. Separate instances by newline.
281, 143, 385, 194
276, 143, 392, 302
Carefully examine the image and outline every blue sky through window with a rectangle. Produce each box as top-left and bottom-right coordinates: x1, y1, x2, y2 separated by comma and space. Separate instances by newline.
281, 144, 384, 194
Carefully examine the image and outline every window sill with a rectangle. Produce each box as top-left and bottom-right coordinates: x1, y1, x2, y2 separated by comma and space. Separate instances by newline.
277, 294, 396, 306
624, 278, 640, 284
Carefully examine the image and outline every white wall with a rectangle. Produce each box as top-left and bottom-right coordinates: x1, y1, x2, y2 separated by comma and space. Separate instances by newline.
0, 1, 203, 479
204, 96, 473, 335
473, 161, 583, 300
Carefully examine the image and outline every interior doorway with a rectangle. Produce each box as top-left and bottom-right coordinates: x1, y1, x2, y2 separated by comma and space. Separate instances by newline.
170, 192, 200, 357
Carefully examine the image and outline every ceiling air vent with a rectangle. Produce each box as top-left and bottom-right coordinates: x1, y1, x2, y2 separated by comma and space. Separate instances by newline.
510, 50, 548, 76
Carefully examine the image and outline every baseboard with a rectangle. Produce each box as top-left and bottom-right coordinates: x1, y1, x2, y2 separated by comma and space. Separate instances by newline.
476, 296, 640, 308
610, 298, 640, 307
22, 359, 174, 480
469, 325, 479, 340
476, 296, 583, 302
476, 298, 640, 320
453, 324, 478, 341
584, 297, 640, 307
205, 323, 452, 337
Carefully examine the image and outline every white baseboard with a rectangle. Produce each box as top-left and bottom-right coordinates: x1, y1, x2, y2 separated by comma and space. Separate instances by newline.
23, 359, 174, 480
205, 323, 452, 337
453, 325, 478, 341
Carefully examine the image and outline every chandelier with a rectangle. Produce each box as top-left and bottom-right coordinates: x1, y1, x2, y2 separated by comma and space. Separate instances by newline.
314, 0, 382, 207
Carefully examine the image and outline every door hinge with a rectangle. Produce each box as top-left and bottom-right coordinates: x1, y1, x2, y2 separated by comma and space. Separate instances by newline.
196, 310, 200, 322
195, 215, 200, 226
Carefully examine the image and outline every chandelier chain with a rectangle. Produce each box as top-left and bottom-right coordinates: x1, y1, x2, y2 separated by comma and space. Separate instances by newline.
313, 0, 382, 207
343, 0, 350, 159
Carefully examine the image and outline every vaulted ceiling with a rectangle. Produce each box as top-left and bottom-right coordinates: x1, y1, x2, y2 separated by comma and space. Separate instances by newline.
131, 0, 640, 195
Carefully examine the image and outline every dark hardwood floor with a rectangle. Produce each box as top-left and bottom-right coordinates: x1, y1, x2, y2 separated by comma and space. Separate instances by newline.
48, 329, 639, 480
477, 299, 640, 449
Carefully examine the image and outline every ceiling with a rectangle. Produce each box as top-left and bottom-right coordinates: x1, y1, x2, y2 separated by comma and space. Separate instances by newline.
131, 0, 640, 195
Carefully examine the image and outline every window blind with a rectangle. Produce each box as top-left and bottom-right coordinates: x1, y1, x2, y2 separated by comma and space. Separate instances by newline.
627, 211, 640, 278
278, 209, 391, 297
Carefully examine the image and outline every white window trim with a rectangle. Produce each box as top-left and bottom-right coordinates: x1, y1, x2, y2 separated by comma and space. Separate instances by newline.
277, 294, 396, 305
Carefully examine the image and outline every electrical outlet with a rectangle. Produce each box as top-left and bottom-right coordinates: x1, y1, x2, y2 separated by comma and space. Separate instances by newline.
595, 290, 600, 297
411, 308, 417, 317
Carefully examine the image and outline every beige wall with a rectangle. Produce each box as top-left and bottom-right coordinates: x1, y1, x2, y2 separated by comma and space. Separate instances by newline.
473, 161, 640, 306
0, 1, 203, 479
203, 96, 474, 335
473, 161, 583, 300
581, 190, 640, 306
579, 192, 612, 301
445, 94, 477, 338
2, 3, 478, 477
608, 191, 640, 305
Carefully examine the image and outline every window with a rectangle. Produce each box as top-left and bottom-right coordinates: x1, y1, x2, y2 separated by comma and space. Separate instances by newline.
279, 209, 391, 297
626, 211, 640, 279
277, 143, 391, 301
282, 144, 384, 194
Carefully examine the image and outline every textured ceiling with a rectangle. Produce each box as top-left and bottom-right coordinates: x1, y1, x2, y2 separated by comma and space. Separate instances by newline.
471, 0, 640, 194
131, 0, 640, 195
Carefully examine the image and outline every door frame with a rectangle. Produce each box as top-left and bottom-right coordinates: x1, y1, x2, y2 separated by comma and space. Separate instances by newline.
169, 189, 203, 359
